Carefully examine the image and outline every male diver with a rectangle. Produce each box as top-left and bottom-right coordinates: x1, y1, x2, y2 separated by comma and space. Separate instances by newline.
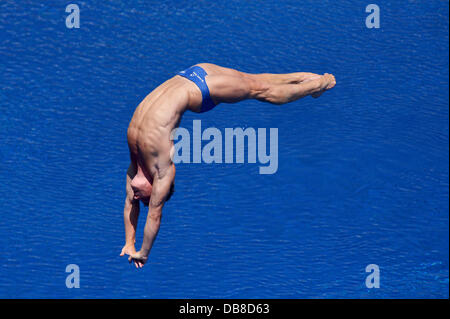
120, 63, 336, 268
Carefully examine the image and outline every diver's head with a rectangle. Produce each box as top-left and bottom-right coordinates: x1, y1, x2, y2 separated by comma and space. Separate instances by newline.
131, 176, 175, 206
131, 175, 152, 205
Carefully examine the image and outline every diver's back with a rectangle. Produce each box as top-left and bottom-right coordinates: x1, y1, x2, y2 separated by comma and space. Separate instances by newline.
127, 77, 189, 167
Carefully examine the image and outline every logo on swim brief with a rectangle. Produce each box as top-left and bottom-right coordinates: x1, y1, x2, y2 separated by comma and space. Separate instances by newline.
190, 72, 204, 83
170, 120, 278, 175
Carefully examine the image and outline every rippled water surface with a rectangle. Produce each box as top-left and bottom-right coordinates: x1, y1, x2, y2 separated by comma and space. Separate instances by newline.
0, 0, 448, 298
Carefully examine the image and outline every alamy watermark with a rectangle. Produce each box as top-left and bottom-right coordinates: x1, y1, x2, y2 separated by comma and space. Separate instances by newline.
65, 264, 80, 288
171, 120, 278, 175
365, 264, 380, 288
365, 4, 380, 29
65, 4, 80, 29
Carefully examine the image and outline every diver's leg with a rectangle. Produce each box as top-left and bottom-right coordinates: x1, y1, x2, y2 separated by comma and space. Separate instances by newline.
198, 63, 321, 85
247, 72, 322, 85
261, 73, 336, 104
205, 72, 335, 105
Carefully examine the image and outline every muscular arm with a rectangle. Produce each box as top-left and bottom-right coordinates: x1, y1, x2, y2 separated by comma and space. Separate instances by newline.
120, 163, 140, 256
130, 163, 175, 266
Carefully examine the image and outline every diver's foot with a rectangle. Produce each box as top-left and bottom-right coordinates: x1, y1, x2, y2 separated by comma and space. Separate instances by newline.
312, 73, 336, 98
297, 72, 321, 83
300, 73, 321, 83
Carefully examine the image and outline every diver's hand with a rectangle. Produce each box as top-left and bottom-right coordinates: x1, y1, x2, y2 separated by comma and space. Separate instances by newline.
120, 243, 136, 257
128, 250, 148, 268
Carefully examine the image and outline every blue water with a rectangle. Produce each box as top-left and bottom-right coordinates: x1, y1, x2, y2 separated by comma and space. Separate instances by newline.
0, 0, 448, 299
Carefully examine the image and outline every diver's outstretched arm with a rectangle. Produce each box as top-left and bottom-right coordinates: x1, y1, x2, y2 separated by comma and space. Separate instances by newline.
120, 163, 140, 258
128, 163, 175, 268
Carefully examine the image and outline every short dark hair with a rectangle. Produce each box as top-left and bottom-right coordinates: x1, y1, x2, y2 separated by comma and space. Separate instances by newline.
166, 182, 175, 202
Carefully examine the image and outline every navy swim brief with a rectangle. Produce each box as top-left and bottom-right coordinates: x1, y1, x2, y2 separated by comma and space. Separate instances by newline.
177, 65, 216, 113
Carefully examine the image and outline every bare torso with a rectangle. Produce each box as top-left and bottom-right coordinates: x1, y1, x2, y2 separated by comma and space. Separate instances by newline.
126, 75, 202, 198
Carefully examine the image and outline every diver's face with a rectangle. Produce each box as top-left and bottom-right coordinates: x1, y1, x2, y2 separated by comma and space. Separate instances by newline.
133, 187, 151, 206
130, 176, 152, 206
